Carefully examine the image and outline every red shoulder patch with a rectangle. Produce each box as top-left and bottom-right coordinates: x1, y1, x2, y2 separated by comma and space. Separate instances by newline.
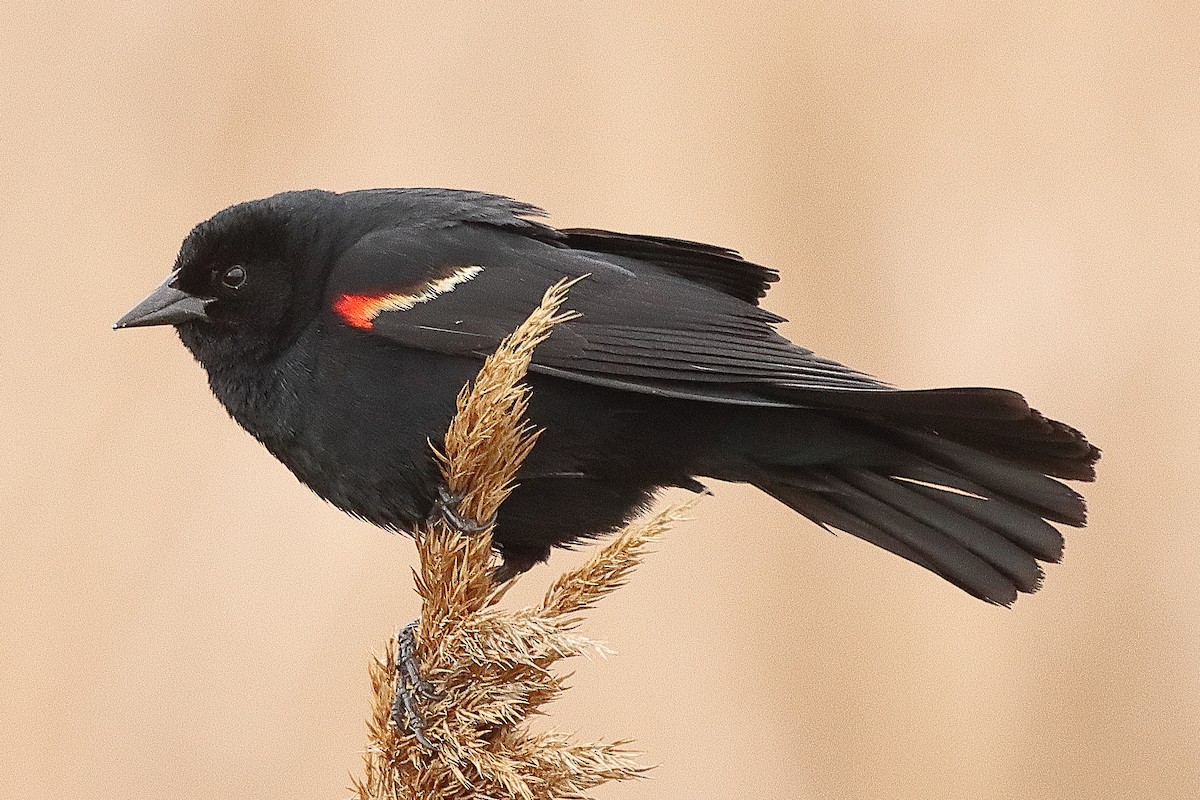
332, 265, 485, 330
332, 294, 385, 330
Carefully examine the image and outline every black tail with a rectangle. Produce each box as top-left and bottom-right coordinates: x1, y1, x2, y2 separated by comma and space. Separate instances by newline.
756, 388, 1099, 606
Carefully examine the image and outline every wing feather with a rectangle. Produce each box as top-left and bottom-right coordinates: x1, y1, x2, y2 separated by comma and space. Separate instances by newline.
326, 220, 888, 404
559, 227, 779, 303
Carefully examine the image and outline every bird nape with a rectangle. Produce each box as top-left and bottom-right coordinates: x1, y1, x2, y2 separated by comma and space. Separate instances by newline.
116, 187, 1099, 607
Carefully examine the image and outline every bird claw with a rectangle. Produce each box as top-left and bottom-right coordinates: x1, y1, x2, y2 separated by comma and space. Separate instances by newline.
431, 486, 495, 534
390, 620, 440, 750
393, 487, 491, 750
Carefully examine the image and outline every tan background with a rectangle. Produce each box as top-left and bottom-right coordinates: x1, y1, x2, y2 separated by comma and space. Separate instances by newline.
2, 3, 1197, 798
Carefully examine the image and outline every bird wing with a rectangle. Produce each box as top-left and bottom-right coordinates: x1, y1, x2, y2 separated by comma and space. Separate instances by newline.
558, 227, 779, 304
336, 188, 780, 304
322, 222, 893, 408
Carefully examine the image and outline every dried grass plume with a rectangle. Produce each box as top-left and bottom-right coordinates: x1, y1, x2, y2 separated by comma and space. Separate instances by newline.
351, 278, 696, 800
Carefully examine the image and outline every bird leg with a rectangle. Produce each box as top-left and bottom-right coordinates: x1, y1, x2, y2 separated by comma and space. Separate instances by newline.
390, 619, 440, 749
431, 486, 495, 534
490, 547, 547, 584
391, 488, 496, 748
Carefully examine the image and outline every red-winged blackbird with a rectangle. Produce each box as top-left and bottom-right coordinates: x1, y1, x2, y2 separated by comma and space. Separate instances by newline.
117, 188, 1098, 606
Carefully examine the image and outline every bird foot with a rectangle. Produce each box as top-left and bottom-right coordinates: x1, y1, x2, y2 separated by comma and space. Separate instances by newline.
430, 486, 495, 534
390, 619, 441, 749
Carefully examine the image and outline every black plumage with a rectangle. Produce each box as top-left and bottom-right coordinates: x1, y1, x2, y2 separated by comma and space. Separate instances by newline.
116, 188, 1099, 605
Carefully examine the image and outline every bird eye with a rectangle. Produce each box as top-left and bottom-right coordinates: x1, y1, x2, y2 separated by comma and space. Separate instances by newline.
221, 265, 247, 289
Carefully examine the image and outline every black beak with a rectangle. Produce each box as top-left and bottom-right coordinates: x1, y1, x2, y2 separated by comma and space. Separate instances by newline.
114, 272, 212, 329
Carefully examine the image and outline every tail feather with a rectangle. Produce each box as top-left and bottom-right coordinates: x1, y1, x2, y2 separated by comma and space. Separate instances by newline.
760, 477, 1022, 604
887, 428, 1089, 526
836, 469, 1044, 592
751, 394, 1097, 605
914, 412, 1099, 481
759, 483, 966, 588
789, 387, 1101, 482
900, 478, 1064, 562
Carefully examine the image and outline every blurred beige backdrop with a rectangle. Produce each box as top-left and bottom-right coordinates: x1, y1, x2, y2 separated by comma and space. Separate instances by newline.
3, 3, 1198, 798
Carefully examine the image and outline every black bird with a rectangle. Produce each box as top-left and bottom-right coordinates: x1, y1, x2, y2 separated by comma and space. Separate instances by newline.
117, 188, 1098, 606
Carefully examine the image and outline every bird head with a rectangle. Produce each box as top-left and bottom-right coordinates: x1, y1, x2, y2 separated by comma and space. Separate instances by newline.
115, 190, 342, 362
